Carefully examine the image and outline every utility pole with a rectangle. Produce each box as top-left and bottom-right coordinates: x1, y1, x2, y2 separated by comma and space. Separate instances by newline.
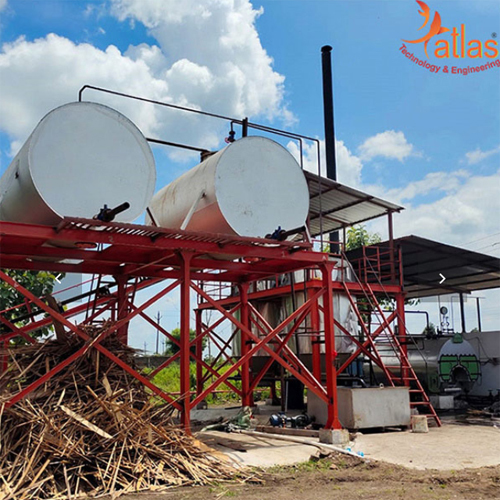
155, 311, 162, 354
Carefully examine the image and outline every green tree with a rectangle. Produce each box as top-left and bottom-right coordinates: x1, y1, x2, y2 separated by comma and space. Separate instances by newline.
164, 327, 207, 356
344, 225, 418, 316
345, 225, 381, 251
0, 269, 64, 343
423, 322, 437, 338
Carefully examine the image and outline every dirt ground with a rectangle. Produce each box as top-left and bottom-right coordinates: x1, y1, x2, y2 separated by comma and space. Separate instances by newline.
108, 419, 500, 500
117, 453, 500, 500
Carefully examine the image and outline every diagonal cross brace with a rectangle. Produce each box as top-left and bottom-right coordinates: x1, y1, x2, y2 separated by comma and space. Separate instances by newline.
190, 282, 328, 408
247, 301, 323, 393
248, 303, 313, 392
0, 270, 181, 410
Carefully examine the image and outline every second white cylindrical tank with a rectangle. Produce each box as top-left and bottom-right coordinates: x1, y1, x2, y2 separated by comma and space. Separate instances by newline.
147, 136, 310, 238
0, 101, 156, 225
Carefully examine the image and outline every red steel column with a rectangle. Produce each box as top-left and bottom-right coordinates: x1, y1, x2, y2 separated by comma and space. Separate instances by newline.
388, 212, 396, 284
321, 263, 342, 429
396, 292, 409, 386
115, 276, 129, 343
180, 253, 193, 432
195, 309, 204, 398
309, 287, 322, 382
239, 282, 253, 407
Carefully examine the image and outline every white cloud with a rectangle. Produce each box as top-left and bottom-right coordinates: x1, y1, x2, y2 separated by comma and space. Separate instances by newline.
111, 0, 294, 124
0, 0, 292, 161
0, 35, 167, 150
368, 168, 500, 250
0, 0, 7, 13
371, 168, 500, 331
83, 2, 112, 21
464, 145, 500, 165
376, 169, 470, 204
364, 166, 500, 331
287, 138, 363, 188
358, 130, 416, 162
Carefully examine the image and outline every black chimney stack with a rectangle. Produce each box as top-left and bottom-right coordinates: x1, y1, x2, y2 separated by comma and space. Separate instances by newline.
321, 45, 339, 251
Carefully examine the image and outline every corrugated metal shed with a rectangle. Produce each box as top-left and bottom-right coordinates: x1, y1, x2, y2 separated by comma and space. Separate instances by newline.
305, 171, 403, 237
394, 235, 500, 298
346, 235, 500, 298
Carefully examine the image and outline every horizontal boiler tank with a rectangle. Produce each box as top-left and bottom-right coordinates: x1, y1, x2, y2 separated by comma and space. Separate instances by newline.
147, 136, 310, 238
0, 102, 156, 225
370, 336, 481, 394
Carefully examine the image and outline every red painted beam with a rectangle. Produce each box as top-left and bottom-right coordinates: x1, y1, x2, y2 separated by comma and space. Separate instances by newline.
190, 283, 328, 409
179, 253, 193, 431
0, 271, 181, 410
248, 303, 323, 392
0, 316, 37, 344
320, 264, 342, 430
0, 219, 320, 263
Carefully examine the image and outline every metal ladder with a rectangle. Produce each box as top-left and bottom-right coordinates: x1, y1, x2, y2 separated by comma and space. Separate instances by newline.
364, 283, 441, 426
342, 249, 441, 427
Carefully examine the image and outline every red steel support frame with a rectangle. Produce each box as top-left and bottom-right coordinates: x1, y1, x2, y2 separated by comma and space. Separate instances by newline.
180, 253, 193, 431
396, 292, 409, 385
0, 269, 181, 409
239, 282, 253, 407
0, 216, 409, 432
320, 263, 342, 429
309, 287, 322, 381
195, 309, 203, 398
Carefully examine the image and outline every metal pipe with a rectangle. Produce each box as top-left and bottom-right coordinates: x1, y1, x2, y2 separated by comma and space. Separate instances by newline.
78, 85, 325, 239
321, 45, 337, 181
403, 310, 431, 332
337, 375, 368, 387
476, 297, 482, 332
238, 430, 365, 460
459, 292, 466, 333
321, 45, 339, 251
146, 137, 209, 154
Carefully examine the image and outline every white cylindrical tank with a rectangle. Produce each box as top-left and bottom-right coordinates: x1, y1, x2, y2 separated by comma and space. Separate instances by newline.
147, 136, 310, 238
0, 102, 156, 225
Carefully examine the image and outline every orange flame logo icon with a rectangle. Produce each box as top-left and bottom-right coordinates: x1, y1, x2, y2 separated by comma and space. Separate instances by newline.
403, 0, 450, 58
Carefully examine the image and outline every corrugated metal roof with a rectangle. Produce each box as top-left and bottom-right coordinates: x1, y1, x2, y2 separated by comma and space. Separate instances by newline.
346, 235, 500, 298
395, 235, 500, 298
305, 171, 403, 237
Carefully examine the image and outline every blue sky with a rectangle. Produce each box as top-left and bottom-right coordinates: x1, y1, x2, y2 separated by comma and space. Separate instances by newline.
0, 0, 499, 345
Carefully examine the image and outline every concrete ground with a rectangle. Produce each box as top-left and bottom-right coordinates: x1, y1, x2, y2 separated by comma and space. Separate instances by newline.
352, 423, 500, 470
198, 422, 500, 470
200, 430, 314, 467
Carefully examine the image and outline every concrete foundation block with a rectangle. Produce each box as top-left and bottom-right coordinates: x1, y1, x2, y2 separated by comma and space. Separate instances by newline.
319, 428, 350, 445
430, 395, 454, 410
308, 387, 410, 429
411, 415, 429, 433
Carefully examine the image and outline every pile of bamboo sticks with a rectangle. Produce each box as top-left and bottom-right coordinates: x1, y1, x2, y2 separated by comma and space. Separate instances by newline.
0, 324, 240, 499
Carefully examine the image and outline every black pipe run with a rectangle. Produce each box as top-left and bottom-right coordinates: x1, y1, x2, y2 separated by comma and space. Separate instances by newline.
321, 45, 339, 251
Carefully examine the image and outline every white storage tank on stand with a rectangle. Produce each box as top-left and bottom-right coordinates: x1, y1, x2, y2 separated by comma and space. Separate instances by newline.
147, 136, 310, 238
0, 102, 156, 225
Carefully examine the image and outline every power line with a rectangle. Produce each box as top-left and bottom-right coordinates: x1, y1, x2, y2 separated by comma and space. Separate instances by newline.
464, 231, 500, 246
473, 242, 500, 252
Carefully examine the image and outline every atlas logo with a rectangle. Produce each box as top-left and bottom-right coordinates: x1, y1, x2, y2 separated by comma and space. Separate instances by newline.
403, 0, 498, 59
